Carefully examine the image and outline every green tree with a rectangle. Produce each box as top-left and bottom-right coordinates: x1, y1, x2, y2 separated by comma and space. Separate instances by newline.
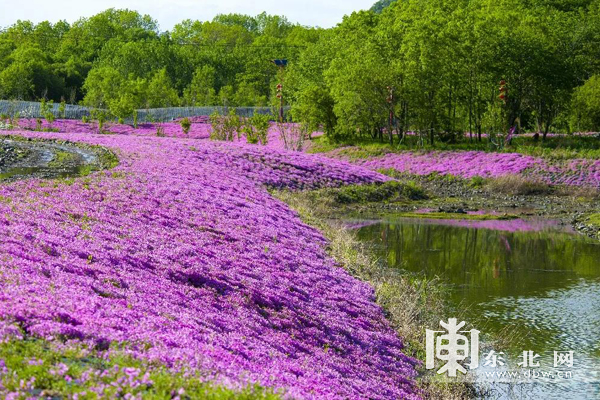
571, 75, 600, 131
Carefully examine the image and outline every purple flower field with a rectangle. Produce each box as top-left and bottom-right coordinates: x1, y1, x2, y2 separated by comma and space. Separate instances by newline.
11, 118, 600, 187
17, 118, 213, 139
355, 151, 539, 179
14, 118, 322, 151
345, 150, 600, 188
0, 130, 419, 399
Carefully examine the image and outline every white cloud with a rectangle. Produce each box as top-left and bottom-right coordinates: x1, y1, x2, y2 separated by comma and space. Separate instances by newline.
0, 0, 376, 30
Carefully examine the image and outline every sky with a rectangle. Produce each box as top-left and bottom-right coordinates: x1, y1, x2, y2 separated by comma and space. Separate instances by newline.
0, 0, 376, 30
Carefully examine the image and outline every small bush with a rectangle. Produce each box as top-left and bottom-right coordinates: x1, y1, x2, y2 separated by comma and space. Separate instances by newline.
209, 110, 240, 141
180, 117, 191, 134
485, 175, 551, 195
587, 213, 600, 225
469, 175, 485, 188
58, 100, 66, 119
243, 113, 270, 145
402, 180, 428, 200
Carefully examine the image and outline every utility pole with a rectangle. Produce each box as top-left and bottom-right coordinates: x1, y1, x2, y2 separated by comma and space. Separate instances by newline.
272, 59, 288, 122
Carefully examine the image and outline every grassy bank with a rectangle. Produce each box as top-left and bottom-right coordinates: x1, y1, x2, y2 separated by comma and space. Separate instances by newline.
274, 187, 476, 399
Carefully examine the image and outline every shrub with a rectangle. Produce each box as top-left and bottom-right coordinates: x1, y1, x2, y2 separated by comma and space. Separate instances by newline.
469, 175, 485, 188
587, 213, 600, 225
58, 100, 66, 119
485, 175, 551, 195
209, 111, 226, 140
40, 99, 55, 128
209, 110, 240, 141
180, 117, 191, 134
242, 113, 270, 145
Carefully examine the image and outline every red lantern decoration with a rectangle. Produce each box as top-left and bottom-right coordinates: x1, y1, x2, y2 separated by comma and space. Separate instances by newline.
499, 79, 507, 103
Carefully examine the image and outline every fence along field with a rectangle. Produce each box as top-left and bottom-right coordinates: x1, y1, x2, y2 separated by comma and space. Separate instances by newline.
0, 100, 290, 123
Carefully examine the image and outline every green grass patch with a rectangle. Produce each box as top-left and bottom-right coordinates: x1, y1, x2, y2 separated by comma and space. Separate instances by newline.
300, 181, 427, 209
586, 213, 600, 225
328, 181, 426, 204
0, 337, 279, 399
48, 151, 79, 167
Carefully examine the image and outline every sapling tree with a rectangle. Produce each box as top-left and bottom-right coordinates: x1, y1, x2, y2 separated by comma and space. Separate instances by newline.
277, 122, 309, 151
58, 100, 66, 119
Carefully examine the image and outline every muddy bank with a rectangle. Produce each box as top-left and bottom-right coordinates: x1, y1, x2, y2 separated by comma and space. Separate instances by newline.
0, 136, 117, 181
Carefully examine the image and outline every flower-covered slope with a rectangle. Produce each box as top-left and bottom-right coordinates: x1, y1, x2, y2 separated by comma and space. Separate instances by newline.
340, 150, 600, 188
0, 131, 418, 400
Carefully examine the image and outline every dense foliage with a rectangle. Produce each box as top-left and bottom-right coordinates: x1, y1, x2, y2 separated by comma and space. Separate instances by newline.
287, 0, 600, 141
1, 1, 599, 140
0, 9, 318, 116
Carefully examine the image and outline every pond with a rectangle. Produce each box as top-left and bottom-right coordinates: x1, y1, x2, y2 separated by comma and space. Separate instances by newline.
353, 217, 600, 399
0, 137, 105, 180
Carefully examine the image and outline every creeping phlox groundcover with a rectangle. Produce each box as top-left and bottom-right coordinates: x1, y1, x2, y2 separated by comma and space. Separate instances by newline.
18, 118, 600, 188
15, 118, 319, 151
0, 131, 420, 399
351, 151, 600, 187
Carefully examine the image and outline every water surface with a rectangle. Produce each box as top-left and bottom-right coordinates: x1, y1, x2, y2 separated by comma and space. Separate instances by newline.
354, 217, 600, 399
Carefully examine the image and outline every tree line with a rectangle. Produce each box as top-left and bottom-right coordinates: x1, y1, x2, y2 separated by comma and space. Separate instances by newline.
1, 1, 600, 140
0, 9, 318, 121
286, 0, 600, 141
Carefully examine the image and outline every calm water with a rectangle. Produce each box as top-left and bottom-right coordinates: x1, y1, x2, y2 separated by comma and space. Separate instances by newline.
353, 217, 600, 399
0, 139, 98, 180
